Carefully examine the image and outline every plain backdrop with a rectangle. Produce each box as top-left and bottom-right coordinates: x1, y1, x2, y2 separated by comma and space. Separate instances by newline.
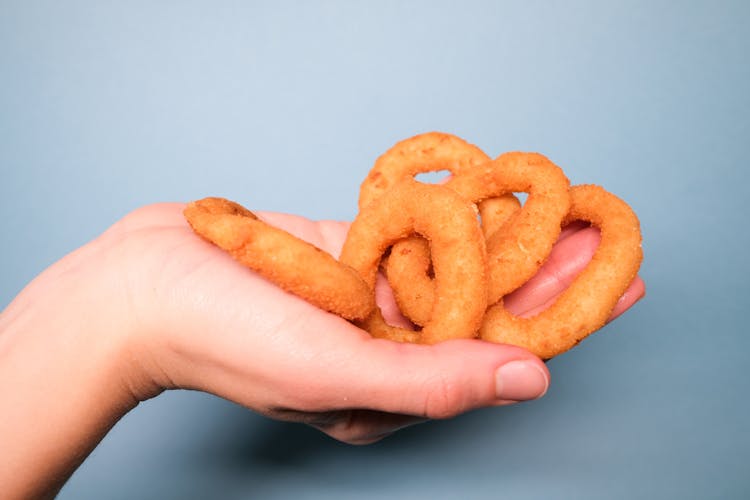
2, 1, 748, 499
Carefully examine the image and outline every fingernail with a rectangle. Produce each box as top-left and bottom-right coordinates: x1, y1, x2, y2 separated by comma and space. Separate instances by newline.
495, 361, 549, 401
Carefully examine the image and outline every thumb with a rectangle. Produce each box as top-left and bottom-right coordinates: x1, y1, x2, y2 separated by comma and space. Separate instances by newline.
289, 326, 550, 419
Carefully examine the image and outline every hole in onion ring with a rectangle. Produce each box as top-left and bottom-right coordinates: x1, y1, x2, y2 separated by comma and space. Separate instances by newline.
415, 170, 452, 184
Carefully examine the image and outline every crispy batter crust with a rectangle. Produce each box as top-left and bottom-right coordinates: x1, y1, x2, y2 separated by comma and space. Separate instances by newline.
479, 185, 643, 359
479, 194, 523, 240
340, 179, 487, 344
183, 132, 643, 359
358, 132, 490, 211
455, 152, 571, 303
362, 133, 522, 326
184, 197, 374, 320
383, 180, 525, 327
385, 152, 570, 324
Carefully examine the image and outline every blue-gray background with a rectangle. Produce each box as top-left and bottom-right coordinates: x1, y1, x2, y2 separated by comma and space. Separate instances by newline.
2, 1, 748, 498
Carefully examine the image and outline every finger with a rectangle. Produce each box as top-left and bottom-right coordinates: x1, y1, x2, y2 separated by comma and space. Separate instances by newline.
188, 304, 548, 444
269, 408, 428, 445
271, 322, 550, 421
607, 275, 646, 321
374, 272, 415, 329
557, 220, 590, 242
314, 392, 525, 445
518, 274, 645, 320
315, 410, 429, 445
504, 224, 645, 320
294, 338, 548, 444
503, 225, 601, 316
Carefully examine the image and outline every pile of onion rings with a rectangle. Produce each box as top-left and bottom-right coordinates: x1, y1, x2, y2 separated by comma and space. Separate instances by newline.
184, 132, 642, 359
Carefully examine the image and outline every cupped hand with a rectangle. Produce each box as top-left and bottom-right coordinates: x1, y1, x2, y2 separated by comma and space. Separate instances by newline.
0, 201, 645, 498
100, 203, 643, 444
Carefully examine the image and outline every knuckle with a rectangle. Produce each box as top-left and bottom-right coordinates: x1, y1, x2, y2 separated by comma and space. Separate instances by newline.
422, 374, 466, 420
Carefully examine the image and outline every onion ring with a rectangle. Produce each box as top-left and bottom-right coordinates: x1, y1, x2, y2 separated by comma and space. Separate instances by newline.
359, 132, 490, 210
359, 131, 520, 235
479, 184, 643, 359
183, 132, 643, 360
183, 197, 374, 320
382, 192, 520, 327
479, 193, 523, 240
340, 179, 487, 344
470, 152, 571, 302
385, 152, 570, 325
359, 133, 520, 325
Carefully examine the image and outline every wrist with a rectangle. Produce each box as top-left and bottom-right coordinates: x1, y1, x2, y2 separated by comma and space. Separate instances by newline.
0, 245, 145, 498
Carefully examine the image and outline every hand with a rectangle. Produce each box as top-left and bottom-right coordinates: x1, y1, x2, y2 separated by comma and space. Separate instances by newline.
0, 203, 644, 498
112, 203, 557, 438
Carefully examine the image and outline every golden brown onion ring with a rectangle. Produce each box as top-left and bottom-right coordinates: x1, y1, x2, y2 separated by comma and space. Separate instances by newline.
386, 152, 570, 325
358, 131, 520, 234
184, 197, 374, 320
340, 179, 488, 344
479, 184, 643, 359
361, 133, 520, 325
383, 193, 521, 327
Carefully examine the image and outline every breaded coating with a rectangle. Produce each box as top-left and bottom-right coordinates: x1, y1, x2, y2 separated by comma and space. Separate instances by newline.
340, 179, 488, 344
183, 132, 643, 359
480, 185, 643, 359
184, 197, 374, 320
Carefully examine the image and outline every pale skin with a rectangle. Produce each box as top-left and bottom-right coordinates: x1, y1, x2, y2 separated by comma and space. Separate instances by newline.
0, 204, 645, 499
